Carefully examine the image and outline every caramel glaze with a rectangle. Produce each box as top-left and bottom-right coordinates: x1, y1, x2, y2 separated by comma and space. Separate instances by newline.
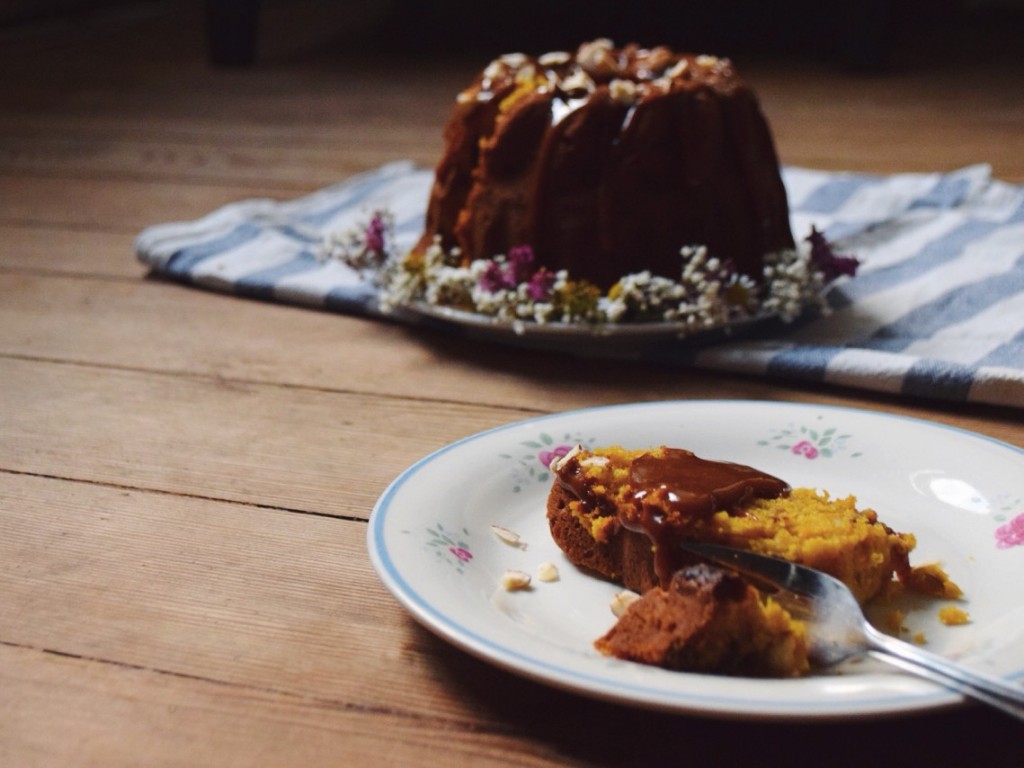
554, 448, 789, 587
413, 41, 795, 290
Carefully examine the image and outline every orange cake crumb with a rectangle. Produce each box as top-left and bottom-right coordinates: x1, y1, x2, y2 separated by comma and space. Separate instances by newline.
906, 563, 962, 599
939, 605, 970, 626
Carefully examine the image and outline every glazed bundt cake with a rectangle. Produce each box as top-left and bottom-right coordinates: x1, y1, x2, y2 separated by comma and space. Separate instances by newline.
413, 39, 795, 291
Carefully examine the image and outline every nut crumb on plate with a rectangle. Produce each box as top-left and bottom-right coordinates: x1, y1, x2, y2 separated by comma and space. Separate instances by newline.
500, 569, 532, 591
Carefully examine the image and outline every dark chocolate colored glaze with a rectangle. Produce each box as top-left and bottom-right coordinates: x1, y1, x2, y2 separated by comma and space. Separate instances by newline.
413, 42, 795, 290
554, 447, 788, 586
628, 448, 788, 517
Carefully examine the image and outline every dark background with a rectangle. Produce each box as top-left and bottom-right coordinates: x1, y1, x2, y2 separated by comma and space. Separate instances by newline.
2, 0, 1022, 73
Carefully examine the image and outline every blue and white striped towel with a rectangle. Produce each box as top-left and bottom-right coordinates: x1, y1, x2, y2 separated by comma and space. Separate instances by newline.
136, 161, 1024, 408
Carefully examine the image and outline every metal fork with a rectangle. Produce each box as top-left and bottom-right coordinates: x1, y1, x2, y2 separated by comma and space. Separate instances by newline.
680, 541, 1024, 721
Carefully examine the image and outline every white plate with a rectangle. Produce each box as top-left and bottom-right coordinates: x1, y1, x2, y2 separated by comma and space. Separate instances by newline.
367, 401, 1024, 720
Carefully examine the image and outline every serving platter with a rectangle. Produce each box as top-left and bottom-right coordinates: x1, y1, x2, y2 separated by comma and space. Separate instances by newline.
396, 300, 786, 356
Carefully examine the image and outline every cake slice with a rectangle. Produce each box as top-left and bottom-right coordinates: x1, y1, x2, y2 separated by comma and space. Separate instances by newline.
595, 563, 809, 677
547, 445, 915, 604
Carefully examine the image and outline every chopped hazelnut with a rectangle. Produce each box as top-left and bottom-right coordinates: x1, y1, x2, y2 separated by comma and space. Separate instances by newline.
537, 562, 560, 582
501, 569, 532, 591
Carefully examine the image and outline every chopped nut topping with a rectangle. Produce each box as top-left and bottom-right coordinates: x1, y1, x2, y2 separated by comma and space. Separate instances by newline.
642, 46, 674, 73
536, 562, 560, 582
491, 524, 526, 548
696, 54, 719, 68
608, 78, 637, 104
610, 590, 640, 617
651, 76, 672, 93
576, 39, 618, 78
665, 58, 689, 79
539, 51, 571, 67
482, 60, 506, 81
559, 68, 595, 94
549, 444, 582, 472
514, 64, 538, 85
499, 52, 528, 68
501, 569, 532, 591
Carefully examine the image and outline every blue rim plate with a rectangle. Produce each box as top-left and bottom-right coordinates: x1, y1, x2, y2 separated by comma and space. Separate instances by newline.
367, 400, 1024, 720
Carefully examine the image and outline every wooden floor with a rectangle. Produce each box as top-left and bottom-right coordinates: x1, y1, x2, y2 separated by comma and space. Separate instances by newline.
2, 1, 1023, 765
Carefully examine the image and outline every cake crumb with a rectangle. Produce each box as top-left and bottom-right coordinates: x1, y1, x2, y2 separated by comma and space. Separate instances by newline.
939, 605, 970, 626
913, 632, 927, 645
906, 563, 962, 599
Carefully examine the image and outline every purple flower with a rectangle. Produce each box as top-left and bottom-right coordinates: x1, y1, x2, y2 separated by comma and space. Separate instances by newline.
806, 226, 859, 283
507, 245, 536, 283
539, 444, 573, 468
995, 513, 1024, 549
791, 440, 819, 459
364, 213, 387, 255
526, 268, 556, 301
478, 245, 542, 294
479, 260, 513, 292
449, 546, 473, 562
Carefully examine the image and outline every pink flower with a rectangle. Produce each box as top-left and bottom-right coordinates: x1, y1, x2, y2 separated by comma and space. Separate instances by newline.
507, 245, 536, 283
478, 245, 538, 293
806, 226, 859, 282
791, 440, 819, 459
995, 513, 1024, 549
478, 260, 512, 292
526, 268, 556, 301
364, 213, 387, 255
448, 546, 473, 562
539, 444, 573, 468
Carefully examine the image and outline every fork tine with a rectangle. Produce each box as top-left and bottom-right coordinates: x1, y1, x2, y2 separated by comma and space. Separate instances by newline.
678, 541, 830, 597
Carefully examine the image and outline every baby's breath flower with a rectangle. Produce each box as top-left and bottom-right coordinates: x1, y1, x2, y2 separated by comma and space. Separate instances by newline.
328, 210, 852, 331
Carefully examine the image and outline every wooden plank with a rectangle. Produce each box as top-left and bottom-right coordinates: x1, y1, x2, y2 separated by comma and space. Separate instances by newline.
2, 477, 1017, 767
0, 472, 489, 724
0, 645, 568, 768
0, 225, 143, 278
0, 174, 298, 233
0, 130, 439, 189
2, 275, 1021, 447
0, 272, 836, 414
3, 83, 1020, 183
0, 356, 523, 516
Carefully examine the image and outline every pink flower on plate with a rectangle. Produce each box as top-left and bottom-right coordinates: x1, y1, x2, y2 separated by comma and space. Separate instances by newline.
995, 513, 1024, 549
448, 546, 473, 562
791, 440, 819, 459
539, 444, 573, 469
364, 212, 387, 255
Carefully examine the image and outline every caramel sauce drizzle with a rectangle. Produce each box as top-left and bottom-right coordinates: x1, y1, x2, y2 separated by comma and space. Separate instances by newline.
555, 447, 789, 586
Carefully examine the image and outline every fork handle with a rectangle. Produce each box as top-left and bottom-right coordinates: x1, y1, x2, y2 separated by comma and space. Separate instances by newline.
865, 624, 1024, 721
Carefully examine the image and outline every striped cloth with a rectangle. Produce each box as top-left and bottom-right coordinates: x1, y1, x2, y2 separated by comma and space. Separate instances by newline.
136, 161, 1024, 408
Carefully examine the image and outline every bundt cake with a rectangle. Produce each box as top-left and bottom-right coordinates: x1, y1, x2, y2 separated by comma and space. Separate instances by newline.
547, 445, 916, 604
413, 39, 795, 291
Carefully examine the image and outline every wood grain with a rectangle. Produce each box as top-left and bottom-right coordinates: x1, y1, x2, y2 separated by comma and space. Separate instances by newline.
2, 1, 1023, 764
0, 473, 491, 723
0, 357, 519, 516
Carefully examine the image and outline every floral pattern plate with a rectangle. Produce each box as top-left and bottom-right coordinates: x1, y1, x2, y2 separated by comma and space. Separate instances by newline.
367, 400, 1024, 720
